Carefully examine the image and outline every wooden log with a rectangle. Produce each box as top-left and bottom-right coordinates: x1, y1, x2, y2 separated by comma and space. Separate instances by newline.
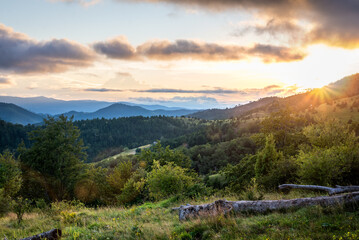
172, 192, 359, 221
278, 184, 359, 195
19, 229, 62, 240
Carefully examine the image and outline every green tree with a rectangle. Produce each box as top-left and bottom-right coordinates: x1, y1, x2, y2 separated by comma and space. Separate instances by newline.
20, 115, 86, 201
139, 142, 191, 170
0, 151, 22, 216
254, 134, 295, 190
259, 109, 307, 156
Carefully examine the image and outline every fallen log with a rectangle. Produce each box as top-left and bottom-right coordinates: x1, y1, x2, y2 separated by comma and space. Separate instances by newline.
278, 184, 359, 195
172, 192, 359, 221
19, 229, 62, 240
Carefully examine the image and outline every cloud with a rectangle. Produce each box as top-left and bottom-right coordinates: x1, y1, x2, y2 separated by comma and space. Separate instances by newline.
136, 87, 242, 94
119, 0, 359, 49
48, 0, 101, 7
129, 96, 223, 109
103, 72, 143, 89
82, 85, 295, 98
0, 24, 95, 74
117, 0, 296, 12
306, 0, 359, 48
93, 37, 138, 60
93, 38, 306, 62
83, 88, 125, 92
236, 18, 305, 44
0, 77, 11, 85
248, 44, 305, 62
137, 40, 245, 61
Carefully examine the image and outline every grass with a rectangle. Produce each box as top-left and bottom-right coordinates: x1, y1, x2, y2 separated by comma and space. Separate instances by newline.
311, 95, 359, 122
1, 192, 358, 240
91, 144, 152, 167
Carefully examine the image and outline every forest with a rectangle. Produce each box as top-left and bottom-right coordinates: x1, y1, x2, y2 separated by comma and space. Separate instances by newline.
1, 101, 359, 239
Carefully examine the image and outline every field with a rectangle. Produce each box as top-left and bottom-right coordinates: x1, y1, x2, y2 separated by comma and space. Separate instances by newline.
1, 192, 358, 240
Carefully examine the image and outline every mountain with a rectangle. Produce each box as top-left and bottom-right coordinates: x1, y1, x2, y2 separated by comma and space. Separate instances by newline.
60, 103, 199, 120
0, 96, 198, 115
0, 96, 113, 115
188, 97, 279, 120
120, 102, 186, 111
0, 102, 43, 125
189, 73, 359, 120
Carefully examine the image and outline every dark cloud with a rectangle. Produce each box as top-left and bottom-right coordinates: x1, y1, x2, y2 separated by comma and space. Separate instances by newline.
0, 24, 95, 74
93, 38, 306, 62
120, 0, 359, 49
306, 0, 359, 48
137, 40, 245, 61
248, 44, 306, 62
84, 88, 125, 92
93, 37, 138, 60
119, 0, 296, 12
83, 85, 293, 97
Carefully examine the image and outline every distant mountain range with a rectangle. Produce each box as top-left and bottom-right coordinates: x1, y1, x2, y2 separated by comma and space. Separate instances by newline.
59, 103, 198, 121
0, 101, 199, 125
0, 96, 191, 115
1, 73, 359, 124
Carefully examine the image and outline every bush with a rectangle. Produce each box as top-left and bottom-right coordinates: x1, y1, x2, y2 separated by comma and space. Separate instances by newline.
107, 161, 133, 194
297, 145, 359, 186
117, 168, 146, 205
298, 120, 359, 185
147, 161, 194, 200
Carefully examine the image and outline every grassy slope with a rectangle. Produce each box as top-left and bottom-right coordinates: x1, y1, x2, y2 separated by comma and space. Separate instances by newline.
1, 192, 358, 240
92, 144, 151, 167
309, 95, 359, 122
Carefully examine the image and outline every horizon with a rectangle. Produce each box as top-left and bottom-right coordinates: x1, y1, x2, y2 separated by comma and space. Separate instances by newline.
1, 0, 359, 109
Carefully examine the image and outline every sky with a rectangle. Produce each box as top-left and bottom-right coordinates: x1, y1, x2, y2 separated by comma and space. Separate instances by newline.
1, 0, 359, 108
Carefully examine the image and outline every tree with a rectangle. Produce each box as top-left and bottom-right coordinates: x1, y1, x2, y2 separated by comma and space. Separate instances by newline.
259, 108, 308, 156
139, 142, 191, 170
19, 115, 86, 201
0, 151, 22, 216
254, 134, 296, 190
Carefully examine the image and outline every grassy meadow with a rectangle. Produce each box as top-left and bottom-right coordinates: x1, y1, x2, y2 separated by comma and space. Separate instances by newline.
1, 191, 358, 240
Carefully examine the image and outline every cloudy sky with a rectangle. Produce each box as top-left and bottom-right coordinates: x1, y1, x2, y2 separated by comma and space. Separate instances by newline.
1, 0, 359, 108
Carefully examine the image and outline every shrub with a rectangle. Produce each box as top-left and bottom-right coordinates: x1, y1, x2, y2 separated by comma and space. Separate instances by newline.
107, 161, 133, 194
297, 145, 359, 186
147, 161, 194, 200
117, 168, 146, 205
298, 120, 359, 185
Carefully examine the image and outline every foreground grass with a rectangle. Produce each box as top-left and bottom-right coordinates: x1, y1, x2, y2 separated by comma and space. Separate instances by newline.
1, 193, 358, 240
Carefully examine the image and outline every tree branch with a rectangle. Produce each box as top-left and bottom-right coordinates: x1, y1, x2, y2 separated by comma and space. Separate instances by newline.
278, 184, 359, 195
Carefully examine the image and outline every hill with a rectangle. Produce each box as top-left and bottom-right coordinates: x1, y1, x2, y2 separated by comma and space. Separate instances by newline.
60, 103, 198, 120
189, 73, 359, 120
0, 102, 43, 125
188, 97, 279, 120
